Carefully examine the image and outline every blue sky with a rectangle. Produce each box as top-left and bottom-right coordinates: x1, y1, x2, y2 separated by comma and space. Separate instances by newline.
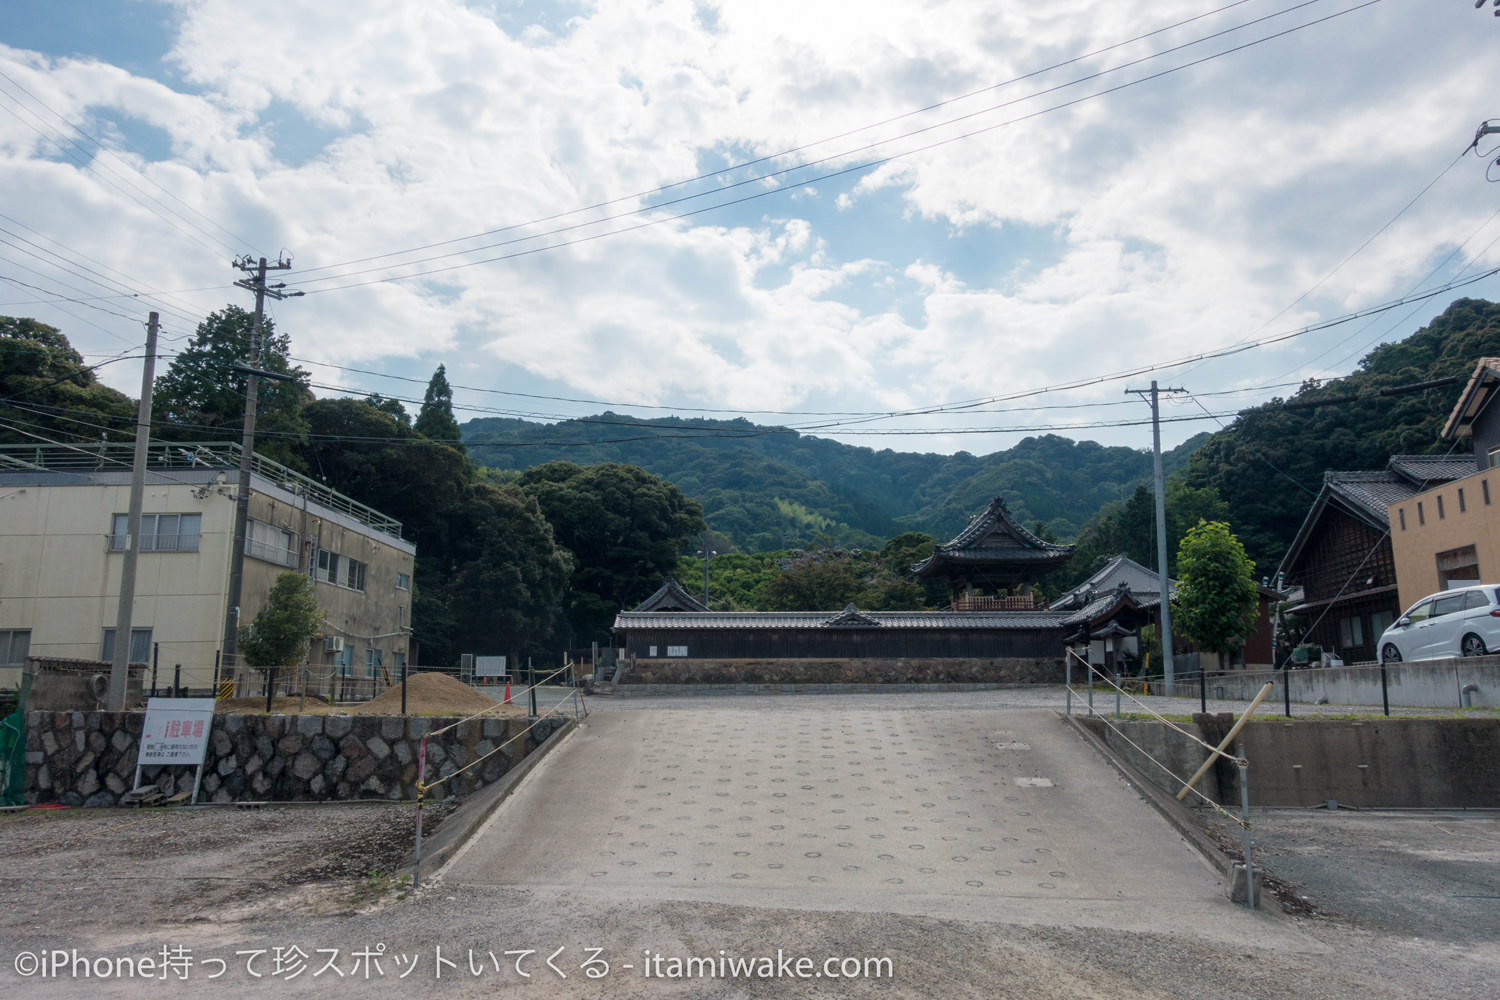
2, 0, 1497, 456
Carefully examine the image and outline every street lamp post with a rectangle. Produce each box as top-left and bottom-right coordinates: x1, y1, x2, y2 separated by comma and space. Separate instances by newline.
699, 548, 716, 607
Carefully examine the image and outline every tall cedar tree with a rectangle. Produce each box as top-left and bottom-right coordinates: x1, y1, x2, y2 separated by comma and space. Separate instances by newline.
152, 305, 313, 468
415, 364, 463, 444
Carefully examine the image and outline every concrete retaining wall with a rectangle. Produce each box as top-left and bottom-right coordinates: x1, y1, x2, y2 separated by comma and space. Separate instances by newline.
623, 657, 1063, 686
1172, 657, 1500, 709
24, 710, 566, 807
1079, 715, 1500, 808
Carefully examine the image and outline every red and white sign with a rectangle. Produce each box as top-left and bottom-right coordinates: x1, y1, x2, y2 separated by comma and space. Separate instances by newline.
138, 698, 216, 766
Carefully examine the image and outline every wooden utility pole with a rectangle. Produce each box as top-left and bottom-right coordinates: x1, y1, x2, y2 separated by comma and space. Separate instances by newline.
107, 313, 159, 710
219, 256, 300, 684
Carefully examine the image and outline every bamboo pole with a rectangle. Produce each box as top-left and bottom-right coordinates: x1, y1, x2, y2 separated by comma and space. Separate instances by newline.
1176, 682, 1273, 802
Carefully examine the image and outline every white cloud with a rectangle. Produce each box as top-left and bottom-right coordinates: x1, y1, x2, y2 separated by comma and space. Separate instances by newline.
0, 0, 1495, 455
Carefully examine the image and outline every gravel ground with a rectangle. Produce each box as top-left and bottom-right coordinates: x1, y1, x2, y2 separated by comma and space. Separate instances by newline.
1206, 807, 1500, 944
1, 688, 1495, 998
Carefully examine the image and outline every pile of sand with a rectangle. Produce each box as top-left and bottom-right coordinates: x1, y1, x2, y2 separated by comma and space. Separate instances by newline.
354, 671, 518, 717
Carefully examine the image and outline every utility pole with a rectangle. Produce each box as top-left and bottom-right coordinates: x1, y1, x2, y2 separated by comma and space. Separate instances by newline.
1126, 380, 1186, 696
219, 256, 300, 684
107, 313, 159, 711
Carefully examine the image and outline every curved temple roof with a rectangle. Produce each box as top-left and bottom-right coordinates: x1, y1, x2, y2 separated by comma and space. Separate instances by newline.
912, 496, 1074, 580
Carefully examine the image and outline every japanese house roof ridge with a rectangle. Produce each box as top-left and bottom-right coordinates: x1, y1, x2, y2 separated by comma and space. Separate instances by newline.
613, 610, 1072, 630
632, 577, 709, 612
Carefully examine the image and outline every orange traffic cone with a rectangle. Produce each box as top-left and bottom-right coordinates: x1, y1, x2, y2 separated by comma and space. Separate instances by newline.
503, 677, 512, 705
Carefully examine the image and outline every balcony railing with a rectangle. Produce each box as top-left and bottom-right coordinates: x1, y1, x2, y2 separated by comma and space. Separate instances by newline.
107, 533, 201, 553
245, 537, 299, 568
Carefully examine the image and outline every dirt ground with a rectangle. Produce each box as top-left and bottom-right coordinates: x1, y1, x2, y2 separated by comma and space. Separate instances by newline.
0, 802, 1495, 999
215, 672, 529, 717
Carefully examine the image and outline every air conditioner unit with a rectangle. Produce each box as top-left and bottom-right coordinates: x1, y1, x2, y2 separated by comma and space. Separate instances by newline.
323, 636, 345, 653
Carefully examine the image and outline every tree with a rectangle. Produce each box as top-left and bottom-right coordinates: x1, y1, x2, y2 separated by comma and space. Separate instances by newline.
424, 483, 573, 664
239, 572, 324, 667
1173, 520, 1259, 660
518, 461, 706, 639
415, 364, 462, 444
0, 316, 135, 445
152, 305, 312, 467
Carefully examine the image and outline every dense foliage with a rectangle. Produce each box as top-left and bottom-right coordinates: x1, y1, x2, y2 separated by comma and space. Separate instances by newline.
0, 316, 135, 444
464, 415, 1205, 551
1178, 298, 1500, 573
239, 572, 324, 667
1172, 521, 1259, 656
518, 461, 706, 640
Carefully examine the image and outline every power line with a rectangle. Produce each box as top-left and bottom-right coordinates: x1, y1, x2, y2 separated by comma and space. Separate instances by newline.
290, 0, 1272, 279
291, 0, 1387, 293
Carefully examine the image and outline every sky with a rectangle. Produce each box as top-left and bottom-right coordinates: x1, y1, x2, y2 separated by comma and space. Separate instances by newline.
1, 0, 1497, 457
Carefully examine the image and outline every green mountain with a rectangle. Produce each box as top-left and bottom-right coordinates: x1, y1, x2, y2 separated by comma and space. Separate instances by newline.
463, 412, 1208, 552
1179, 297, 1500, 575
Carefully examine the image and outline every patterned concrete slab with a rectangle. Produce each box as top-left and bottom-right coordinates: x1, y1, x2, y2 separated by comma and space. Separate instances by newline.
445, 699, 1256, 939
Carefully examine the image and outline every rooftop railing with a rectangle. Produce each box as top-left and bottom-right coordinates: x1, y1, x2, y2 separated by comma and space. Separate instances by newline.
0, 441, 404, 540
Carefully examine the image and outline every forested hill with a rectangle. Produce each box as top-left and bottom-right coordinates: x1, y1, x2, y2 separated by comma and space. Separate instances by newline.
463, 413, 1207, 551
1179, 297, 1500, 574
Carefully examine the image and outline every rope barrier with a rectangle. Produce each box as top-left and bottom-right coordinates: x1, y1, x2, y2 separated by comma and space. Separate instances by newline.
419, 695, 576, 796
1065, 649, 1243, 764
1062, 649, 1250, 828
427, 662, 573, 737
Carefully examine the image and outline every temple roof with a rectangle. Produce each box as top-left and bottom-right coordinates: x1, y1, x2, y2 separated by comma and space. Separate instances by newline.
912, 497, 1074, 580
632, 578, 709, 612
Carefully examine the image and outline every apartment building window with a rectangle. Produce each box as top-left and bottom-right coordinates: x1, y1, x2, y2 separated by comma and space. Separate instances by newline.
396, 572, 411, 591
365, 647, 382, 678
1436, 545, 1481, 590
314, 548, 366, 591
110, 513, 201, 552
1459, 488, 1467, 513
1398, 508, 1406, 531
1437, 495, 1446, 519
100, 627, 152, 664
1486, 480, 1492, 506
1417, 501, 1425, 526
246, 520, 298, 568
0, 629, 30, 668
1369, 610, 1395, 637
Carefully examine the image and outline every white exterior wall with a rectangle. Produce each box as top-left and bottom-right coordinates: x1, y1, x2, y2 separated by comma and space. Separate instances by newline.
0, 469, 414, 693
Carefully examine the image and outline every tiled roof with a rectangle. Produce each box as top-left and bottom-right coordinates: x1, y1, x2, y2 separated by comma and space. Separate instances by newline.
632, 578, 709, 612
1385, 454, 1475, 485
1441, 357, 1500, 440
1323, 471, 1426, 525
614, 610, 1071, 631
912, 496, 1073, 577
1051, 554, 1174, 610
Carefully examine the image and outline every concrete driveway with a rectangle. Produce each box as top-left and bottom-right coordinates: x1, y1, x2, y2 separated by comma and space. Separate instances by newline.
445, 695, 1287, 946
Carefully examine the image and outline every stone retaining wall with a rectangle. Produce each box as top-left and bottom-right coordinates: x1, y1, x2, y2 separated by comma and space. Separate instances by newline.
25, 710, 567, 807
623, 657, 1063, 686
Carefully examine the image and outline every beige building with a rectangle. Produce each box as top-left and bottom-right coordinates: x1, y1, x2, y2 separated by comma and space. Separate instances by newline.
0, 441, 415, 696
1387, 358, 1500, 610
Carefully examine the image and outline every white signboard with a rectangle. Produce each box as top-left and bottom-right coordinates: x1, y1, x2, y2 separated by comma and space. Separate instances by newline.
474, 655, 508, 677
138, 697, 216, 765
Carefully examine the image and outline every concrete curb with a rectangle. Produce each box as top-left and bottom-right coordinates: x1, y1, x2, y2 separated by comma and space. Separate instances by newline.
1058, 711, 1236, 879
611, 682, 1051, 697
411, 716, 578, 881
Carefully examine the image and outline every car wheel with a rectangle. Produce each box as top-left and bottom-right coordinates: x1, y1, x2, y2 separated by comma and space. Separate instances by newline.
1381, 643, 1402, 664
1462, 633, 1487, 657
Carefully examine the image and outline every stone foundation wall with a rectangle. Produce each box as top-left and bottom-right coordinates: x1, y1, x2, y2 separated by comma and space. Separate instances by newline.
25, 710, 567, 807
623, 657, 1064, 686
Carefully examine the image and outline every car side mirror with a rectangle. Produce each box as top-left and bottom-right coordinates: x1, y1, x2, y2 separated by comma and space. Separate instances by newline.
1396, 617, 1410, 627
